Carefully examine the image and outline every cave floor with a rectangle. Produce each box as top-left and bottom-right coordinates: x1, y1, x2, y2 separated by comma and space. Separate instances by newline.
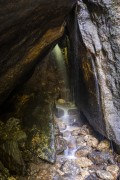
18, 121, 120, 180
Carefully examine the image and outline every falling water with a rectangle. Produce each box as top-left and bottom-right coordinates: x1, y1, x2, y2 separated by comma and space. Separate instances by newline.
52, 44, 69, 89
56, 102, 80, 159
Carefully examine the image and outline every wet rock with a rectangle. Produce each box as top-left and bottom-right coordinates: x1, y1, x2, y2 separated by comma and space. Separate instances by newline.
71, 129, 81, 136
54, 122, 61, 136
85, 173, 100, 180
57, 99, 66, 104
89, 164, 107, 172
62, 160, 80, 176
57, 169, 64, 176
63, 131, 71, 138
97, 140, 110, 152
81, 125, 93, 135
53, 173, 62, 180
57, 121, 67, 131
72, 127, 90, 136
76, 136, 87, 147
76, 157, 93, 168
67, 137, 77, 149
0, 118, 27, 175
75, 146, 92, 157
96, 170, 114, 180
0, 118, 27, 142
77, 141, 87, 148
106, 164, 119, 179
84, 135, 99, 148
0, 141, 25, 174
88, 151, 114, 165
28, 124, 56, 163
75, 175, 83, 180
56, 136, 67, 154
76, 136, 85, 143
81, 169, 90, 179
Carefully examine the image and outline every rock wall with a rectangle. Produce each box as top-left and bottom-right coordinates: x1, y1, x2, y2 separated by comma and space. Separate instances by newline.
77, 0, 120, 150
0, 0, 76, 107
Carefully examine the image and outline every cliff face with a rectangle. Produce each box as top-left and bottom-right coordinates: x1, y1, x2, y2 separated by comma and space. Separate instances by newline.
77, 0, 120, 150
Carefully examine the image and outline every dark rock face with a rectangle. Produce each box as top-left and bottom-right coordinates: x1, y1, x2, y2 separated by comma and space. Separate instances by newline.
0, 0, 76, 106
0, 118, 26, 174
77, 0, 120, 149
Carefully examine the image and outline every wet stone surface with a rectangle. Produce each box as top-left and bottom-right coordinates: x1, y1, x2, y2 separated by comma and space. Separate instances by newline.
0, 105, 120, 180
15, 118, 120, 180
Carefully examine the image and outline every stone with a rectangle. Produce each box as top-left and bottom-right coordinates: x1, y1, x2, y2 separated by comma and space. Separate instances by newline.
81, 125, 93, 135
76, 157, 93, 168
97, 140, 110, 152
67, 136, 77, 149
85, 173, 100, 180
88, 151, 114, 165
75, 175, 83, 180
106, 165, 119, 179
57, 99, 66, 104
62, 160, 81, 176
96, 170, 114, 180
57, 169, 64, 176
8, 177, 17, 180
54, 122, 61, 136
72, 126, 91, 136
80, 169, 90, 179
71, 129, 81, 136
76, 136, 87, 147
75, 146, 92, 157
28, 120, 56, 163
63, 131, 71, 138
0, 141, 25, 174
84, 135, 99, 148
77, 142, 87, 148
0, 118, 27, 142
56, 136, 67, 154
57, 121, 67, 131
77, 0, 120, 151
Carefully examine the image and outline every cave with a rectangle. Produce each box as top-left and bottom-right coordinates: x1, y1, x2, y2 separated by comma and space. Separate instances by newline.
0, 0, 120, 179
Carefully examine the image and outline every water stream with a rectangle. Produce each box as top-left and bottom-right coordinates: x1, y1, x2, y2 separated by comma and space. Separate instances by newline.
55, 101, 81, 160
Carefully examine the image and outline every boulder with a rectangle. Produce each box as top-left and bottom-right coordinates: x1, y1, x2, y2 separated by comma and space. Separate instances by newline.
96, 170, 114, 180
62, 160, 81, 176
88, 151, 115, 165
56, 136, 67, 154
106, 165, 119, 179
75, 157, 93, 168
0, 141, 25, 174
97, 140, 110, 152
76, 0, 120, 150
75, 146, 92, 157
84, 135, 99, 148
